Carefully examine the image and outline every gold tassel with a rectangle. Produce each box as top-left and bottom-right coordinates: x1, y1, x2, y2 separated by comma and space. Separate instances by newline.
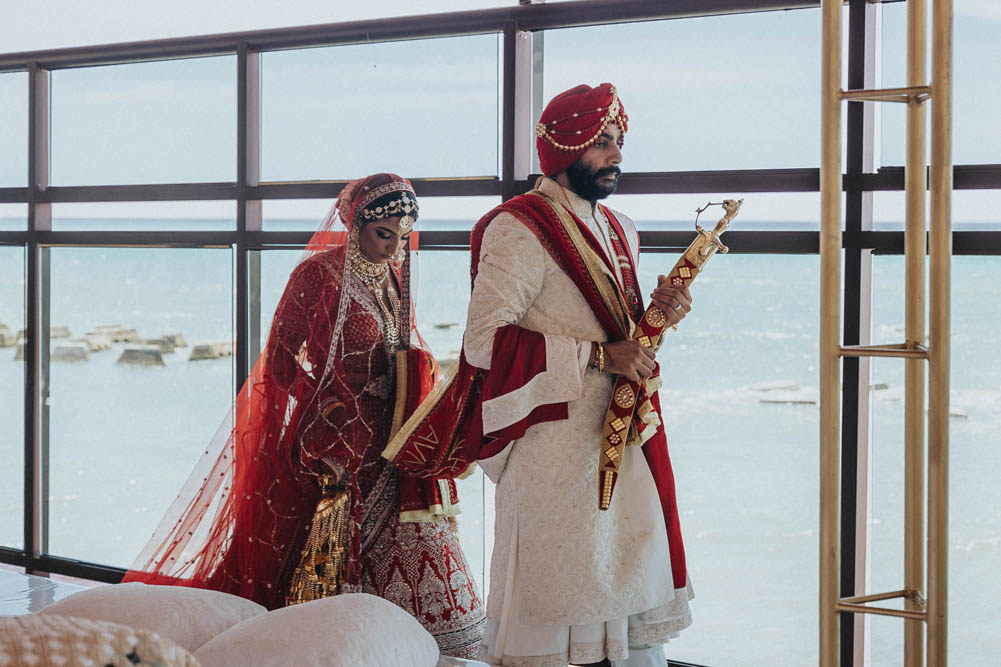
286, 475, 349, 606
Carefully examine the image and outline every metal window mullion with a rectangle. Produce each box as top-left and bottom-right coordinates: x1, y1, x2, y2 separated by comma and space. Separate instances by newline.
236, 46, 261, 390
531, 27, 544, 178
3, 163, 999, 205
841, 2, 880, 665
838, 1, 871, 664
512, 27, 534, 182
25, 63, 51, 574
501, 23, 518, 201
5, 229, 1001, 255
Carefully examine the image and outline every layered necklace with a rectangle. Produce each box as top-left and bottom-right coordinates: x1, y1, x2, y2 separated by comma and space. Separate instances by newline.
348, 243, 401, 349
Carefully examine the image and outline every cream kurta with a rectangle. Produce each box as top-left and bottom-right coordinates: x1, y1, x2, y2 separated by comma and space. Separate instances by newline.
467, 178, 692, 666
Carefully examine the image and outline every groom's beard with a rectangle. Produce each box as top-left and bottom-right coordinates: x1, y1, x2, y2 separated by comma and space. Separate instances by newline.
565, 160, 621, 202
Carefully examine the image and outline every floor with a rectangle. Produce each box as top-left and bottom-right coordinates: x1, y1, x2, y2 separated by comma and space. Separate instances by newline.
0, 567, 87, 615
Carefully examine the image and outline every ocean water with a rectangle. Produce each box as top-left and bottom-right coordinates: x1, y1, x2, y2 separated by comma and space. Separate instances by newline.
0, 223, 998, 666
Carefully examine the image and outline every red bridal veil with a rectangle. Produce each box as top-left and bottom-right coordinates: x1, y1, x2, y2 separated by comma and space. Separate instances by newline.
124, 173, 443, 609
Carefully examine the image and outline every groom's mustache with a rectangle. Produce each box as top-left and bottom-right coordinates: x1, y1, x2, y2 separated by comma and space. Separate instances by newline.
595, 166, 621, 178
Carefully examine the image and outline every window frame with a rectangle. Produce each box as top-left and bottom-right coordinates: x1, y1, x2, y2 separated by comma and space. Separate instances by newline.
1, 2, 999, 666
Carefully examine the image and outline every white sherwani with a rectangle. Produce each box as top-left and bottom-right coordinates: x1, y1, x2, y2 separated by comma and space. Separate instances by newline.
467, 178, 693, 667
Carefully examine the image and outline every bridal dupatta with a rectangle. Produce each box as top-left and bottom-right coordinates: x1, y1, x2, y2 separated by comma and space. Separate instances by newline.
124, 174, 457, 609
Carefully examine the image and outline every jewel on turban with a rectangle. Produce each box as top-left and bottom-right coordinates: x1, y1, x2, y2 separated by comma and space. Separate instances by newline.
535, 83, 628, 178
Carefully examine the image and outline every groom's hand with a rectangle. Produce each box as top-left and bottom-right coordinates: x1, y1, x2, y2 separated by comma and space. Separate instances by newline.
651, 277, 693, 328
603, 340, 656, 383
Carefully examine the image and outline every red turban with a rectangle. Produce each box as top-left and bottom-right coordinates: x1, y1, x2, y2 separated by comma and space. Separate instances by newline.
535, 83, 628, 177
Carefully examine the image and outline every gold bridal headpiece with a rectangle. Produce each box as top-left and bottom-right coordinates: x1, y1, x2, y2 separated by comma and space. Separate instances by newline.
354, 181, 419, 231
358, 196, 419, 231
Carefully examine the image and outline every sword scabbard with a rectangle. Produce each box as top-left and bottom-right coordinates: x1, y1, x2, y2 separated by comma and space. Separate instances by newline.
598, 198, 742, 510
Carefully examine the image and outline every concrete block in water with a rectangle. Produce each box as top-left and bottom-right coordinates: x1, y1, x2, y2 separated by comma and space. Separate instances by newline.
189, 342, 233, 361
0, 330, 17, 348
117, 346, 166, 366
50, 326, 72, 339
142, 337, 176, 354
52, 343, 90, 362
72, 334, 112, 352
71, 338, 96, 352
162, 333, 188, 348
83, 333, 112, 351
92, 325, 140, 343
14, 341, 24, 361
750, 380, 800, 392
111, 328, 140, 343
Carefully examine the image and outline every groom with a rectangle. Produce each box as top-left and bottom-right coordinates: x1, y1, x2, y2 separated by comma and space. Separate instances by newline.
387, 83, 694, 667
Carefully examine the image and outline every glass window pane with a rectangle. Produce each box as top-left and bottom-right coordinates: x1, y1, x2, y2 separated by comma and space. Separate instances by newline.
414, 249, 470, 373
605, 192, 822, 232
262, 199, 334, 232
407, 196, 500, 232
262, 196, 500, 231
51, 201, 235, 231
953, 2, 1001, 165
1, 1, 511, 53
258, 249, 302, 352
641, 254, 819, 664
51, 57, 236, 185
881, 2, 1001, 166
47, 248, 233, 566
542, 9, 822, 172
873, 189, 1001, 231
261, 36, 499, 180
0, 71, 28, 187
0, 203, 28, 231
870, 255, 1001, 666
0, 246, 24, 550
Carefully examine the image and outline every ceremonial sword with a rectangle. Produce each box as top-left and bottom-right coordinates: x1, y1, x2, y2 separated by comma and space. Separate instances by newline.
598, 198, 743, 510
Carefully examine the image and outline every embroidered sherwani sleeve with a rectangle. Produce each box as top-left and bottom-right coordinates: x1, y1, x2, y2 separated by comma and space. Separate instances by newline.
463, 214, 591, 437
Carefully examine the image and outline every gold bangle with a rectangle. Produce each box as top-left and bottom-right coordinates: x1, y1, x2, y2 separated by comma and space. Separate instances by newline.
596, 342, 605, 373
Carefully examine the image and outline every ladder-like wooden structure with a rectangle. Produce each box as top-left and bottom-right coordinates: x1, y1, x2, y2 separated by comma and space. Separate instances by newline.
820, 0, 952, 665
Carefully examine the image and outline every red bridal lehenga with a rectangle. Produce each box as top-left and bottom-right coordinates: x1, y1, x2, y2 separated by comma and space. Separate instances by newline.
123, 174, 485, 658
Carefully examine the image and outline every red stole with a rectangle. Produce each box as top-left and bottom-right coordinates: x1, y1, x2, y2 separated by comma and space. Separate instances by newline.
383, 191, 687, 591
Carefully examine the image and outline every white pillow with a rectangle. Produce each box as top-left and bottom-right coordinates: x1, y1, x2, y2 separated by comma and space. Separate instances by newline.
38, 582, 267, 652
0, 613, 200, 667
193, 593, 439, 667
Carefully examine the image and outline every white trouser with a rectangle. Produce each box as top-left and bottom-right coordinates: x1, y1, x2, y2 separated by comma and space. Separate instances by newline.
610, 646, 667, 667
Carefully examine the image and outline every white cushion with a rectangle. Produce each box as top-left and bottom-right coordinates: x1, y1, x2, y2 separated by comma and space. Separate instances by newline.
193, 593, 439, 667
38, 582, 267, 653
0, 613, 199, 667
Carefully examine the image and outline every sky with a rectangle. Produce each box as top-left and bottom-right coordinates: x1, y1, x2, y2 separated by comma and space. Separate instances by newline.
0, 0, 999, 224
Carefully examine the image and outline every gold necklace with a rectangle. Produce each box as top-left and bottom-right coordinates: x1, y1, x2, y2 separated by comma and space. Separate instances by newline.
348, 245, 400, 348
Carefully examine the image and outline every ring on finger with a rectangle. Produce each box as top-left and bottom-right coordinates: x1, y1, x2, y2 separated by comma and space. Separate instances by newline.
673, 303, 683, 311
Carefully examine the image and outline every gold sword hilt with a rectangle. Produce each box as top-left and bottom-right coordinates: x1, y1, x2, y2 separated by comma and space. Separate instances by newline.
690, 198, 743, 265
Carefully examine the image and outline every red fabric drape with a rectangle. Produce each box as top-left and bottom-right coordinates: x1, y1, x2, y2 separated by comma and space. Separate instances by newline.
123, 174, 452, 608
